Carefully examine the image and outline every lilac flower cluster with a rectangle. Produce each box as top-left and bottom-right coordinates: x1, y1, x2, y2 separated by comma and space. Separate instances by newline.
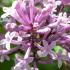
0, 0, 70, 70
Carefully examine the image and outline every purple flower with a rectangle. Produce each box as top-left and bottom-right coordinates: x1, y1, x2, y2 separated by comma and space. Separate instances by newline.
56, 50, 69, 68
0, 31, 17, 50
1, 0, 53, 33
13, 47, 34, 70
36, 40, 56, 58
0, 0, 70, 69
0, 49, 10, 62
0, 50, 10, 62
0, 31, 22, 50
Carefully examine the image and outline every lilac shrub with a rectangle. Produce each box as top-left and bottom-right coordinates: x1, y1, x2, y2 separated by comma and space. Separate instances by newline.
0, 0, 70, 70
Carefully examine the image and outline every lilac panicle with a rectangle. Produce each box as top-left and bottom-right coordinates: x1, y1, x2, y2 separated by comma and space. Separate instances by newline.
0, 0, 70, 69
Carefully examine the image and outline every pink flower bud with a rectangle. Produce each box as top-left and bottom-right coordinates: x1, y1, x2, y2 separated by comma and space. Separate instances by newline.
5, 23, 16, 30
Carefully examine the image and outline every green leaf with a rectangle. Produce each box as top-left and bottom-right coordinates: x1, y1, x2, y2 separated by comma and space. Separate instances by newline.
38, 61, 66, 70
54, 46, 64, 53
0, 58, 14, 70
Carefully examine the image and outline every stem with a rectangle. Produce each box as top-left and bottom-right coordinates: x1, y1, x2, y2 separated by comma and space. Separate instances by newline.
30, 29, 38, 69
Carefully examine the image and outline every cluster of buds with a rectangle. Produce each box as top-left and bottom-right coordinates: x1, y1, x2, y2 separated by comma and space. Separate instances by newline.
0, 0, 70, 70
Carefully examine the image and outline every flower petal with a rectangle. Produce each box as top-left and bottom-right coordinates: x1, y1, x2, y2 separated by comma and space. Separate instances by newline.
0, 56, 5, 63
29, 0, 34, 22
0, 39, 6, 45
5, 31, 10, 38
6, 42, 10, 50
58, 59, 62, 68
37, 27, 51, 34
37, 50, 48, 57
50, 41, 56, 49
43, 40, 48, 48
